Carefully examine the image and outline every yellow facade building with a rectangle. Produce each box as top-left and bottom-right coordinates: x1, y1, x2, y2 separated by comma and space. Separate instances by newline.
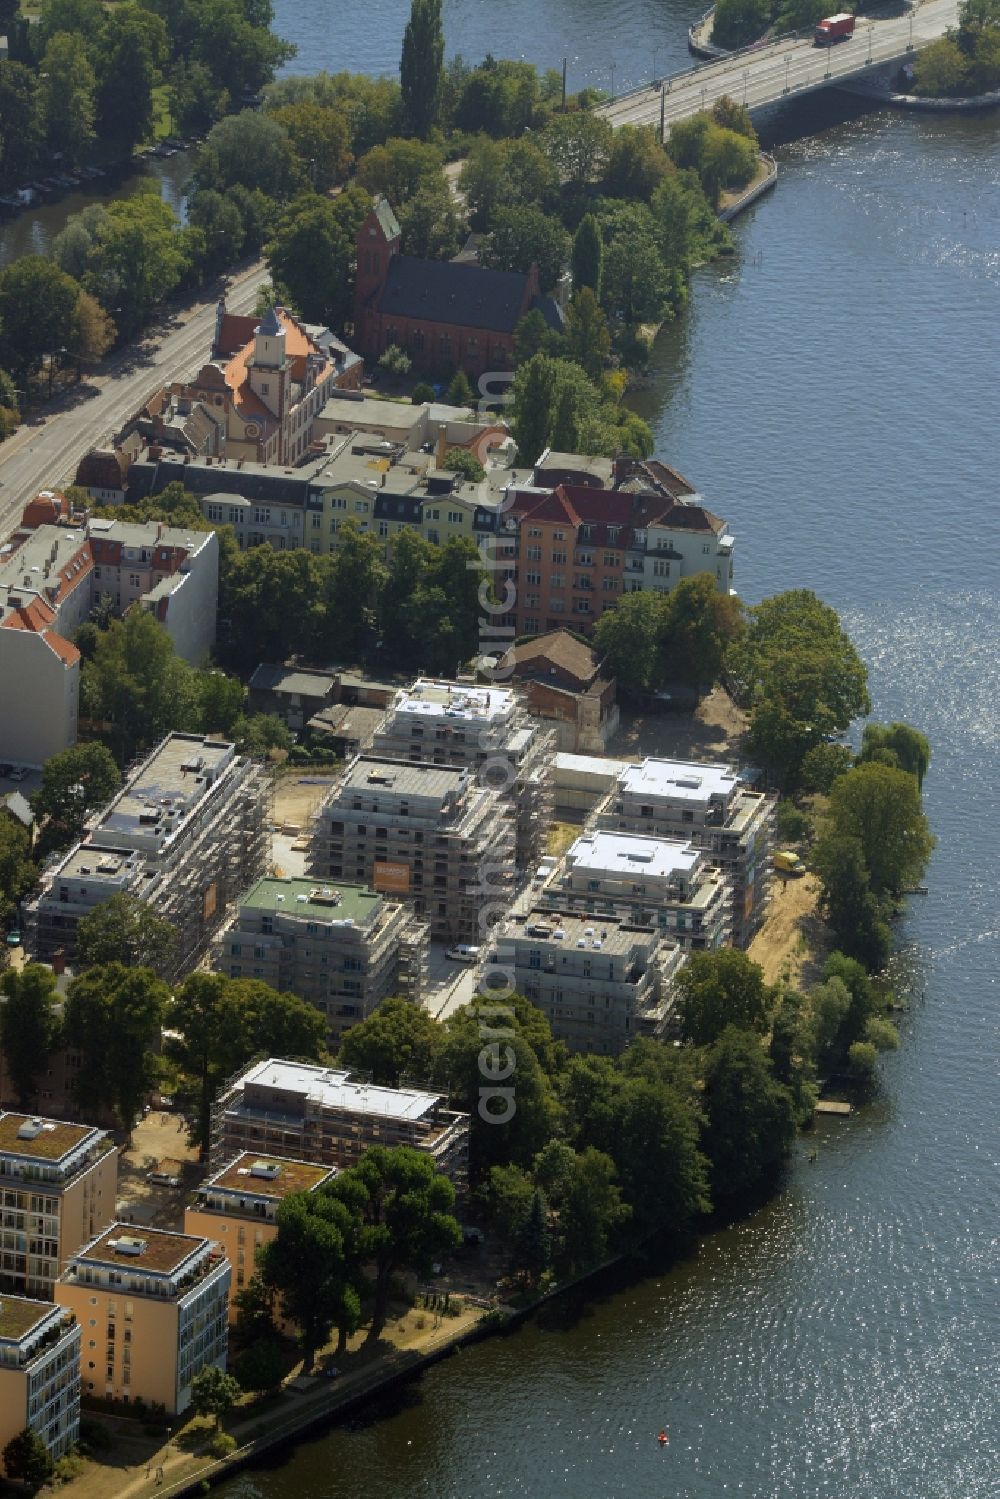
0, 1113, 118, 1299
0, 1297, 81, 1473
184, 1153, 337, 1316
54, 1225, 230, 1415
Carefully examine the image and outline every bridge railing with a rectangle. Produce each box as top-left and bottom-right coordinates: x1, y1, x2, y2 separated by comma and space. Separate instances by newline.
605, 19, 807, 107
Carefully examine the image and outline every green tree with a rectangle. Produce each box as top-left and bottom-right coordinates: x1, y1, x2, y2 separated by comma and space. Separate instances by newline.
571, 212, 603, 299
600, 204, 676, 325
799, 741, 853, 794
355, 135, 443, 205
660, 572, 744, 690
913, 35, 970, 95
446, 369, 474, 407
604, 124, 669, 199
338, 996, 442, 1088
400, 0, 444, 137
0, 966, 62, 1108
75, 892, 179, 974
593, 590, 666, 692
452, 58, 544, 138
564, 287, 610, 379
768, 984, 817, 1121
84, 191, 188, 335
32, 743, 121, 856
96, 4, 168, 148
825, 762, 934, 896
807, 974, 852, 1068
350, 1145, 462, 1340
266, 185, 371, 327
39, 31, 96, 166
483, 1161, 535, 1241
677, 949, 773, 1047
857, 722, 931, 789
167, 973, 327, 1151
187, 189, 246, 272
516, 1186, 551, 1281
513, 308, 553, 366
481, 205, 570, 292
2, 1428, 54, 1494
271, 100, 353, 189
556, 1146, 629, 1268
194, 110, 298, 198
459, 136, 513, 228
0, 255, 82, 381
701, 1027, 796, 1204
169, 56, 227, 135
0, 815, 37, 932
63, 962, 168, 1130
847, 1039, 878, 1080
811, 833, 891, 971
233, 1337, 284, 1394
190, 1365, 241, 1430
0, 61, 45, 187
726, 589, 871, 785
441, 447, 485, 481
188, 0, 294, 101
71, 288, 116, 366
712, 94, 758, 141
711, 0, 772, 49
398, 174, 462, 259
81, 607, 199, 762
540, 110, 613, 187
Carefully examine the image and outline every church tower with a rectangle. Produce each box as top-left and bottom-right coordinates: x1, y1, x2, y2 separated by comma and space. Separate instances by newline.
247, 306, 290, 418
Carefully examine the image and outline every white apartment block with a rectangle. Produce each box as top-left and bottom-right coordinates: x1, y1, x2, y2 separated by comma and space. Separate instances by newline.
25, 734, 269, 978
311, 756, 514, 944
596, 758, 773, 945
0, 506, 218, 767
214, 875, 429, 1047
535, 829, 732, 952
210, 1059, 470, 1193
371, 679, 554, 871
490, 907, 686, 1056
0, 1113, 118, 1300
0, 1298, 81, 1473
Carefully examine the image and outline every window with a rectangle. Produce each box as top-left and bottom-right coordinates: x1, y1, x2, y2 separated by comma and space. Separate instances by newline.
549, 574, 564, 590
261, 381, 269, 394
253, 507, 271, 525
549, 597, 565, 612
551, 549, 567, 564
93, 566, 102, 579
329, 518, 339, 533
526, 595, 540, 608
128, 573, 140, 587
608, 526, 619, 542
577, 551, 594, 566
579, 525, 593, 542
311, 512, 321, 529
448, 511, 463, 524
379, 520, 389, 537
653, 560, 670, 577
602, 577, 618, 591
574, 599, 591, 614
526, 545, 542, 561
528, 527, 543, 538
355, 499, 369, 513
553, 530, 565, 541
524, 618, 539, 634
525, 571, 541, 586
603, 552, 618, 567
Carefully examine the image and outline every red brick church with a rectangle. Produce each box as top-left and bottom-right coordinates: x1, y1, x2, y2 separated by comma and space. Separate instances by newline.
353, 197, 564, 380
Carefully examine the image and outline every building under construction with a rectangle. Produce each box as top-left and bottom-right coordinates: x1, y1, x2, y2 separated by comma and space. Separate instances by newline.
25, 733, 270, 979
370, 679, 554, 872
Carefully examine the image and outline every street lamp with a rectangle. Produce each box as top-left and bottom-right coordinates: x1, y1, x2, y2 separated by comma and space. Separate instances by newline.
610, 60, 616, 100
785, 53, 791, 92
868, 24, 874, 62
652, 46, 661, 87
743, 68, 749, 104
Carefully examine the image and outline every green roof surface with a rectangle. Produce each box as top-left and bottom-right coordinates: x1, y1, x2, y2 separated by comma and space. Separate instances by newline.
242, 877, 383, 926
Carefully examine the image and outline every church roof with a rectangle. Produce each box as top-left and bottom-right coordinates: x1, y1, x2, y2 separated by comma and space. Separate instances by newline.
257, 305, 283, 337
374, 255, 535, 335
373, 196, 401, 241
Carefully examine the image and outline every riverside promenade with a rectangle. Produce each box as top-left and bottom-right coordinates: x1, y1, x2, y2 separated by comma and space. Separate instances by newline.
597, 0, 959, 133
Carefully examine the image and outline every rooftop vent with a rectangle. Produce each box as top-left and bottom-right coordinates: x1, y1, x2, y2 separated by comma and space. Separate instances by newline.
309, 887, 342, 907
249, 1159, 281, 1179
17, 1118, 55, 1140
109, 1235, 147, 1257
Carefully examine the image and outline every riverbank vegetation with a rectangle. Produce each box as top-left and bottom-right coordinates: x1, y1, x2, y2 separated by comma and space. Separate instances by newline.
912, 0, 1000, 96
712, 0, 858, 51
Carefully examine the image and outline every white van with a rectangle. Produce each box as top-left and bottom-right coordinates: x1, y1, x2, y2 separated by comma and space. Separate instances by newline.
445, 944, 481, 963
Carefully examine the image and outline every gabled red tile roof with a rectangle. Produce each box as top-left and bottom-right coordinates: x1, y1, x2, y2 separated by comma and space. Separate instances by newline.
41, 631, 80, 666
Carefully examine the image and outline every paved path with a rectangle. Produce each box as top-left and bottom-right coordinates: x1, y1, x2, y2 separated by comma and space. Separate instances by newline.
598, 0, 959, 132
0, 259, 265, 537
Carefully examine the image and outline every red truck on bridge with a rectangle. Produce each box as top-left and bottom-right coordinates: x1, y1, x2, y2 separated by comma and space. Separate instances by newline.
814, 12, 856, 43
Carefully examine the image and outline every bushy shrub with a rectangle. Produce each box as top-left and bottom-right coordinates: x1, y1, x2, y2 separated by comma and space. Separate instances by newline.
209, 1431, 238, 1459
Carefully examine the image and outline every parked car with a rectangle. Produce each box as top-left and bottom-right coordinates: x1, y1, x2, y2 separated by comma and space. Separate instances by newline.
445, 944, 481, 963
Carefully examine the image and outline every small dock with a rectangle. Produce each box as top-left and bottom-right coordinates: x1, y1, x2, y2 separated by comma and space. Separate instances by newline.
815, 1099, 853, 1117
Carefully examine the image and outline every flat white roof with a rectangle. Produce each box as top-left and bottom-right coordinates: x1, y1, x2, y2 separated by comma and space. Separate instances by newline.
239, 1059, 445, 1123
566, 830, 700, 880
618, 757, 738, 803
395, 679, 516, 722
555, 754, 630, 779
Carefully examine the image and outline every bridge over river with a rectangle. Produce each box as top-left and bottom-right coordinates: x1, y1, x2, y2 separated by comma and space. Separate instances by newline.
598, 0, 960, 132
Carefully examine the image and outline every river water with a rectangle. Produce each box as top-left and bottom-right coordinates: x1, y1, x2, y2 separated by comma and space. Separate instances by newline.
211, 8, 998, 1495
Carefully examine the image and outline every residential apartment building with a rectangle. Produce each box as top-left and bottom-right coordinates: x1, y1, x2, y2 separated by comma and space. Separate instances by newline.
370, 679, 554, 871
210, 1059, 470, 1193
536, 830, 731, 952
0, 1298, 80, 1473
0, 508, 218, 767
184, 1153, 337, 1312
595, 758, 773, 945
54, 1226, 230, 1414
489, 907, 685, 1056
213, 876, 429, 1047
25, 734, 269, 978
500, 457, 735, 638
311, 757, 514, 944
0, 1113, 117, 1299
